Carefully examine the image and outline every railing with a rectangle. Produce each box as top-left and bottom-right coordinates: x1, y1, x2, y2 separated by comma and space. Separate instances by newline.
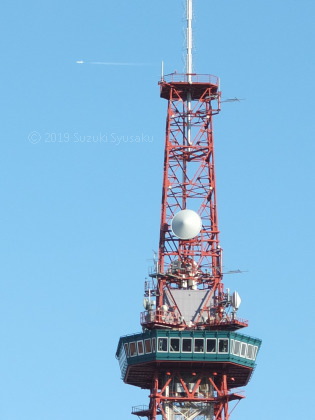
141, 310, 247, 328
132, 405, 149, 414
141, 310, 182, 327
144, 278, 157, 292
162, 73, 219, 86
208, 315, 248, 327
163, 393, 215, 400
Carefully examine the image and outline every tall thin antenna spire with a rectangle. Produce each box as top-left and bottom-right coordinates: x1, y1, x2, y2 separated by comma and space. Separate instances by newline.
186, 0, 193, 146
186, 0, 193, 76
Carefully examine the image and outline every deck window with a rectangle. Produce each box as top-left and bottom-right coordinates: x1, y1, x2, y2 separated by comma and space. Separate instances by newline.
158, 337, 168, 352
152, 338, 156, 352
137, 340, 144, 355
247, 344, 254, 360
206, 338, 216, 353
233, 340, 241, 356
124, 343, 129, 357
129, 342, 137, 357
118, 345, 127, 373
230, 339, 235, 354
144, 339, 152, 353
218, 338, 229, 353
194, 338, 204, 353
170, 338, 180, 352
182, 338, 192, 352
253, 346, 258, 360
240, 342, 247, 358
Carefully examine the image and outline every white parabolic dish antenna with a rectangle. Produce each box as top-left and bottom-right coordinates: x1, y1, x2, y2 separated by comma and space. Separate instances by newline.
171, 209, 202, 240
231, 291, 241, 310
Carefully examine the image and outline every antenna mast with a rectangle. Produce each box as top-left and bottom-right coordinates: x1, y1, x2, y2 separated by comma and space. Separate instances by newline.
186, 0, 193, 76
186, 0, 193, 146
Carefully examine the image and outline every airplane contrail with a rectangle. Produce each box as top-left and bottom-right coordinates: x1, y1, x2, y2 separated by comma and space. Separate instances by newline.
76, 60, 152, 66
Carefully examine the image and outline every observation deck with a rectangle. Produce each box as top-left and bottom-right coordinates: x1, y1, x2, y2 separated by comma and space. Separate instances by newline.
116, 330, 261, 389
159, 73, 220, 101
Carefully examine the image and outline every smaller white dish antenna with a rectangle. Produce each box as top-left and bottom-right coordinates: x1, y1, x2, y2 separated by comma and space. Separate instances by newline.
171, 209, 202, 240
143, 298, 155, 310
143, 298, 149, 310
231, 291, 241, 310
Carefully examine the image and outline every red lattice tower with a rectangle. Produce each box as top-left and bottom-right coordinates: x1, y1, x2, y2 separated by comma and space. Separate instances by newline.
116, 3, 261, 420
157, 71, 223, 304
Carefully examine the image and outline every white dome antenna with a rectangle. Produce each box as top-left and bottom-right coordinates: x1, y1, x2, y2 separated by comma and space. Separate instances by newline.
171, 209, 202, 240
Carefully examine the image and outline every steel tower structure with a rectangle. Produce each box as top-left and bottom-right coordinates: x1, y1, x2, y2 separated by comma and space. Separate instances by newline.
116, 2, 261, 419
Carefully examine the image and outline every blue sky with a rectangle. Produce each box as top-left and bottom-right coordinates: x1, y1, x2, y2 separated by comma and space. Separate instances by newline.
1, 0, 315, 419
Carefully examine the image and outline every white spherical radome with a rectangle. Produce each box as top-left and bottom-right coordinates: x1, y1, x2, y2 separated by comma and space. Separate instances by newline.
171, 209, 202, 240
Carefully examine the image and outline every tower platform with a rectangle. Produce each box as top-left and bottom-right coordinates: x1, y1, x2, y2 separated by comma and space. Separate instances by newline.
159, 73, 219, 101
116, 330, 261, 389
